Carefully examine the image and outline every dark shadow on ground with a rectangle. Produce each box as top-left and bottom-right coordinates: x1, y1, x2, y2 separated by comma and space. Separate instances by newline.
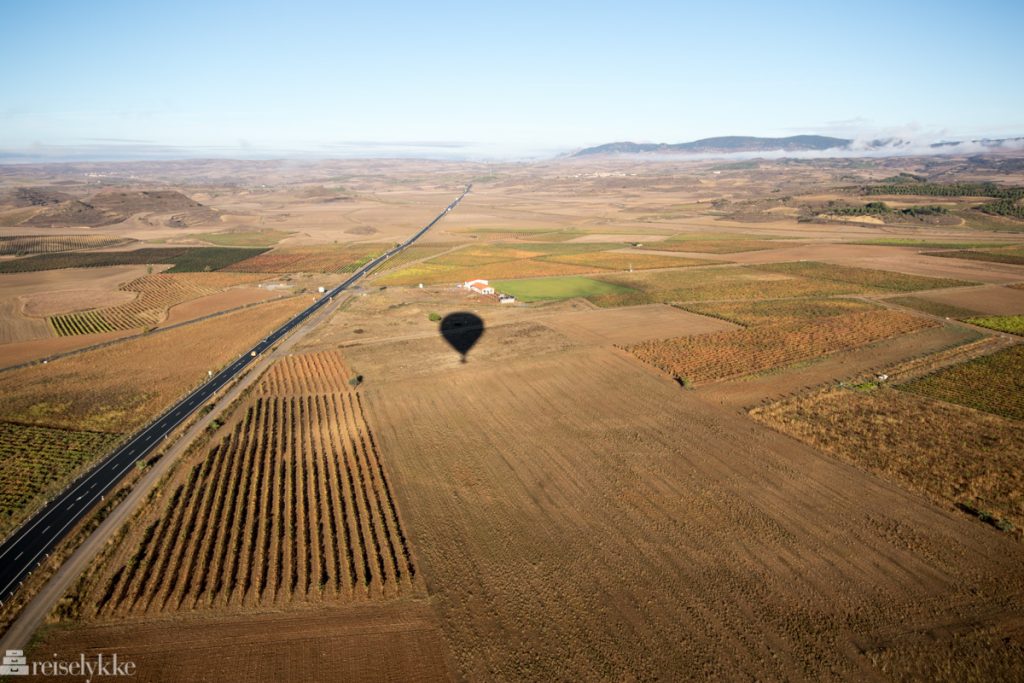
440, 312, 485, 363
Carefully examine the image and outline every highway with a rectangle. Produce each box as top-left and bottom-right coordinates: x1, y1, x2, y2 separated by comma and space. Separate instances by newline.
0, 185, 470, 606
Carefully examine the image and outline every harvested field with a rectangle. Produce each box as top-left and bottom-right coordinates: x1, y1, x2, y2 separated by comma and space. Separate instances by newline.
0, 330, 135, 369
538, 303, 739, 344
364, 347, 1024, 680
0, 422, 119, 540
754, 261, 974, 291
223, 244, 386, 273
20, 289, 137, 318
899, 345, 1024, 420
0, 235, 133, 256
892, 284, 1024, 316
161, 288, 283, 326
752, 386, 1024, 531
0, 298, 52, 344
84, 389, 416, 616
0, 296, 308, 433
626, 310, 936, 384
32, 602, 452, 683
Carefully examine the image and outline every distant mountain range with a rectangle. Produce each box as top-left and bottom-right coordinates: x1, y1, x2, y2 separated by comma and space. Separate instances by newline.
573, 135, 1024, 157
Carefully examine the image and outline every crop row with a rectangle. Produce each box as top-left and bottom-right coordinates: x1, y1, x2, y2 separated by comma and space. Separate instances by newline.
95, 391, 414, 615
257, 350, 354, 396
626, 310, 935, 384
0, 422, 119, 540
49, 275, 221, 336
899, 345, 1024, 421
224, 245, 387, 273
0, 247, 267, 274
0, 235, 132, 256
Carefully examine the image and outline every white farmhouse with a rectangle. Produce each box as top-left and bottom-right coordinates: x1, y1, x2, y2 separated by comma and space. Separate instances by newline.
464, 279, 495, 295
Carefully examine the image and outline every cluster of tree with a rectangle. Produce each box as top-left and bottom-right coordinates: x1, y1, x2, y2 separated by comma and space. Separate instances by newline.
863, 182, 1024, 200
878, 172, 927, 184
979, 199, 1024, 219
826, 201, 948, 217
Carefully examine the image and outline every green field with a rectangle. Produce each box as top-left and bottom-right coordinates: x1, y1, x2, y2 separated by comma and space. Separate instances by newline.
194, 229, 293, 247
966, 315, 1024, 335
491, 276, 635, 302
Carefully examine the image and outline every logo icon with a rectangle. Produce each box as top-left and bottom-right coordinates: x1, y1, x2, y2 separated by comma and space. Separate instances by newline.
1, 649, 29, 676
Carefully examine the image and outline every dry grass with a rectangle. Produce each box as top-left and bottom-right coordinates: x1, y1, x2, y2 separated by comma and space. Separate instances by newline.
626, 310, 936, 383
679, 298, 879, 326
752, 386, 1024, 531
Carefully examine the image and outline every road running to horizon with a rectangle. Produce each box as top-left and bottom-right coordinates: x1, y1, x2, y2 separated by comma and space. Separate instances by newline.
0, 185, 470, 608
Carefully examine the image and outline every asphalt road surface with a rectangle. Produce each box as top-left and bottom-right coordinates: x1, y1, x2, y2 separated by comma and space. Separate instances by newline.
0, 185, 470, 606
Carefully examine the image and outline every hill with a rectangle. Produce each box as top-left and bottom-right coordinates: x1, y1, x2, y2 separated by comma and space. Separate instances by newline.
575, 135, 851, 156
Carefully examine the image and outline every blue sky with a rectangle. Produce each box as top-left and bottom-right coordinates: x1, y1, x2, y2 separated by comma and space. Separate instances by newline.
2, 0, 1022, 158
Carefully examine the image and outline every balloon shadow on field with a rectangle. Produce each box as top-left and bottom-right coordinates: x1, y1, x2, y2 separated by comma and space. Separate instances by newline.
439, 312, 485, 363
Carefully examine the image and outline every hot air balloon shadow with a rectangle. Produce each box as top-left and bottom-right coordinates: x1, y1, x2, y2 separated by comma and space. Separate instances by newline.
440, 312, 485, 363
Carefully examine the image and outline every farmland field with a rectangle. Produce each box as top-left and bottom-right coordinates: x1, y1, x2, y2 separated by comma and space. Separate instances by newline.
964, 314, 1024, 335
194, 229, 294, 247
370, 244, 454, 273
0, 297, 308, 433
0, 235, 134, 256
898, 345, 1024, 420
72, 348, 418, 617
752, 385, 1024, 531
928, 247, 1024, 266
491, 276, 634, 301
377, 258, 601, 285
626, 310, 936, 383
645, 236, 787, 253
0, 422, 119, 540
754, 261, 974, 291
85, 392, 415, 616
885, 295, 981, 319
362, 346, 1024, 680
224, 244, 387, 273
539, 250, 702, 270
678, 297, 879, 326
591, 266, 870, 307
0, 247, 268, 274
49, 275, 220, 335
